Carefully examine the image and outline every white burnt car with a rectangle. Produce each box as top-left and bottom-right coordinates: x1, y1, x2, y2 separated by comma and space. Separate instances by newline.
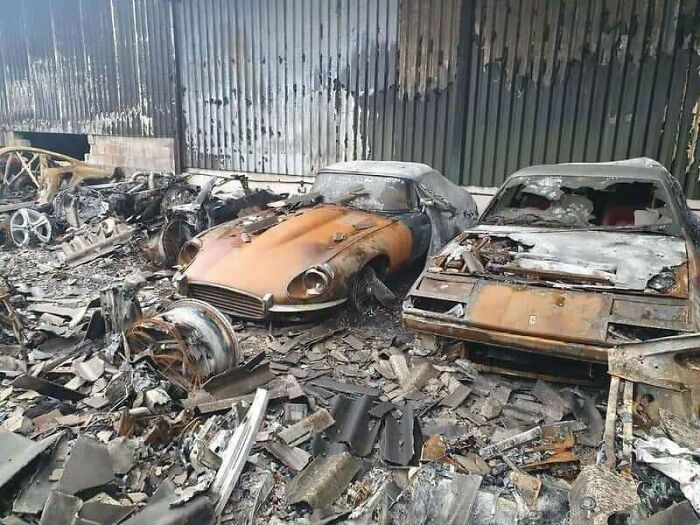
403, 159, 700, 364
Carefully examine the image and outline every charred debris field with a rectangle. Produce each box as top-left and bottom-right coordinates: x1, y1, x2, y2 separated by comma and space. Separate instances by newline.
0, 162, 699, 525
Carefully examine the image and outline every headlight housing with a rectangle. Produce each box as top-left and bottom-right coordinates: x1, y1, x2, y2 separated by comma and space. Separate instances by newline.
303, 268, 330, 296
287, 265, 334, 299
178, 238, 202, 266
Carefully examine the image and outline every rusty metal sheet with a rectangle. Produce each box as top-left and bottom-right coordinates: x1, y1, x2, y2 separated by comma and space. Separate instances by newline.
403, 309, 611, 363
608, 334, 700, 419
608, 334, 700, 393
467, 283, 610, 344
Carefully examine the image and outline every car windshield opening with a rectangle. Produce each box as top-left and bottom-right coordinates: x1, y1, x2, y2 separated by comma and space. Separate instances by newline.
312, 172, 413, 212
481, 175, 677, 232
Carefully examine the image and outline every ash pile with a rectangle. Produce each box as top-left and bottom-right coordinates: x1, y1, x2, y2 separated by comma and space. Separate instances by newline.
0, 159, 699, 525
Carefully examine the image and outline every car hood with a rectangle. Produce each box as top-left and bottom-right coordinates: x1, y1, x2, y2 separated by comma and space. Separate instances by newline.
432, 225, 689, 296
183, 204, 394, 300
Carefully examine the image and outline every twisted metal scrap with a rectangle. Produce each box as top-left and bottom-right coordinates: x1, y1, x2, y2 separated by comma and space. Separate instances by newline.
125, 316, 204, 390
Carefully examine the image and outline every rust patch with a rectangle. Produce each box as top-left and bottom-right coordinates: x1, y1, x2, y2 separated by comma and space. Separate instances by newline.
467, 283, 609, 344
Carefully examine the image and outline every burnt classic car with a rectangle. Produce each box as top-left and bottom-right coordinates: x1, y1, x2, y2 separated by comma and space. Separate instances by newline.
402, 159, 700, 364
175, 161, 477, 319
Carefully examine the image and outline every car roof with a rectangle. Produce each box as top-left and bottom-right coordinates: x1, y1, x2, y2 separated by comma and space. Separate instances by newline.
319, 160, 437, 181
508, 158, 671, 183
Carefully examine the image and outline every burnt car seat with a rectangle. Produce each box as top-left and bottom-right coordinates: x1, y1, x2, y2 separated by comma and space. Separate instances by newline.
519, 193, 551, 210
602, 204, 639, 226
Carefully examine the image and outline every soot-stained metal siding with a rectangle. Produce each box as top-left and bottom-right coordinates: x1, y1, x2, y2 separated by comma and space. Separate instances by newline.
175, 0, 465, 178
461, 0, 700, 195
0, 0, 177, 137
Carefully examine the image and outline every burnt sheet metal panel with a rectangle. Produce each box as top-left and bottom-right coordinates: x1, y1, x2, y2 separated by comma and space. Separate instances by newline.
461, 0, 700, 196
0, 0, 177, 137
175, 0, 464, 178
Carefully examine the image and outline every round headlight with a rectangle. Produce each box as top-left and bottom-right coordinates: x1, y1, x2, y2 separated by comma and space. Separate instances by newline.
302, 268, 330, 296
178, 239, 202, 266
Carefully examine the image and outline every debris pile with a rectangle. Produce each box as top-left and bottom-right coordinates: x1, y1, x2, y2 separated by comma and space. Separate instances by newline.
1, 156, 700, 524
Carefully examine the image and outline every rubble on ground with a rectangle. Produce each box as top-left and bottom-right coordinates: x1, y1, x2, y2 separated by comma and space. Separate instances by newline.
1, 169, 699, 524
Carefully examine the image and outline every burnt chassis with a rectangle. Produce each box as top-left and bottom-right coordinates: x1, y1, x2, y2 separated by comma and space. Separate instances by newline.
0, 147, 114, 204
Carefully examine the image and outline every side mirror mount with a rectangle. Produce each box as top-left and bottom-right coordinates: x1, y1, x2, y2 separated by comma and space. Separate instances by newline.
419, 198, 434, 208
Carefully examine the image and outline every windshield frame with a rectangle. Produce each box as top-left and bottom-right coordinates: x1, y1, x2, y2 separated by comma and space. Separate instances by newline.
312, 171, 418, 213
478, 173, 684, 236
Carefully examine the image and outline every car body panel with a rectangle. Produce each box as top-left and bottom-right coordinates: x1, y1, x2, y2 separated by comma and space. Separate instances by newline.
466, 281, 610, 343
404, 261, 698, 363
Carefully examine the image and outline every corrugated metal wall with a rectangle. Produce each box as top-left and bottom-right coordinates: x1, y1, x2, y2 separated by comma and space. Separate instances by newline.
461, 0, 700, 195
0, 0, 177, 137
175, 0, 465, 178
1, 0, 698, 195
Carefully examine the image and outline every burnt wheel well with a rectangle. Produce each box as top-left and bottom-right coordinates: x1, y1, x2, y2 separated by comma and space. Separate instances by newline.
366, 254, 390, 278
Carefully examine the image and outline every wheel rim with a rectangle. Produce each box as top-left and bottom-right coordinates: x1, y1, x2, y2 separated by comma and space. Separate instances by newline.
351, 266, 376, 313
10, 208, 52, 246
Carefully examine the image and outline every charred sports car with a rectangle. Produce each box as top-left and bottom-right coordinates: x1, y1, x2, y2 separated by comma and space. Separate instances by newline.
0, 146, 114, 204
175, 161, 477, 319
403, 159, 700, 364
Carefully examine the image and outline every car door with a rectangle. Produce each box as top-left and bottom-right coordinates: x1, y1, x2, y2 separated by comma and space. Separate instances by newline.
396, 183, 432, 261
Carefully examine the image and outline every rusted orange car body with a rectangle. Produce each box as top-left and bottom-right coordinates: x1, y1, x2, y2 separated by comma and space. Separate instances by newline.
179, 204, 413, 317
403, 159, 700, 363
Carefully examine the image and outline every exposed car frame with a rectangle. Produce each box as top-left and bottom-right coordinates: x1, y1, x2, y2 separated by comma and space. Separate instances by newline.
0, 146, 114, 204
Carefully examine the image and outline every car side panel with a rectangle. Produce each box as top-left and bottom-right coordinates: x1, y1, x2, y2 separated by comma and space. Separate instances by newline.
327, 220, 414, 297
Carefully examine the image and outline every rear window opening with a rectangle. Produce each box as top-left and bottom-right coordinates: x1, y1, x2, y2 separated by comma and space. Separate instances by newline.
482, 176, 673, 229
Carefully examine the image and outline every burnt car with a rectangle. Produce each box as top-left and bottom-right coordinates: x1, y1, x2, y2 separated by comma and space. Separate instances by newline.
402, 158, 700, 364
0, 147, 115, 204
175, 161, 477, 319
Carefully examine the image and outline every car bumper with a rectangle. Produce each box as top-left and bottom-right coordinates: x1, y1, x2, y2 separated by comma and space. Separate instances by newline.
402, 308, 611, 363
268, 298, 347, 314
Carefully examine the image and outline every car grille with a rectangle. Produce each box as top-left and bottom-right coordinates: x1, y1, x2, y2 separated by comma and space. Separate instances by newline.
188, 283, 265, 319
